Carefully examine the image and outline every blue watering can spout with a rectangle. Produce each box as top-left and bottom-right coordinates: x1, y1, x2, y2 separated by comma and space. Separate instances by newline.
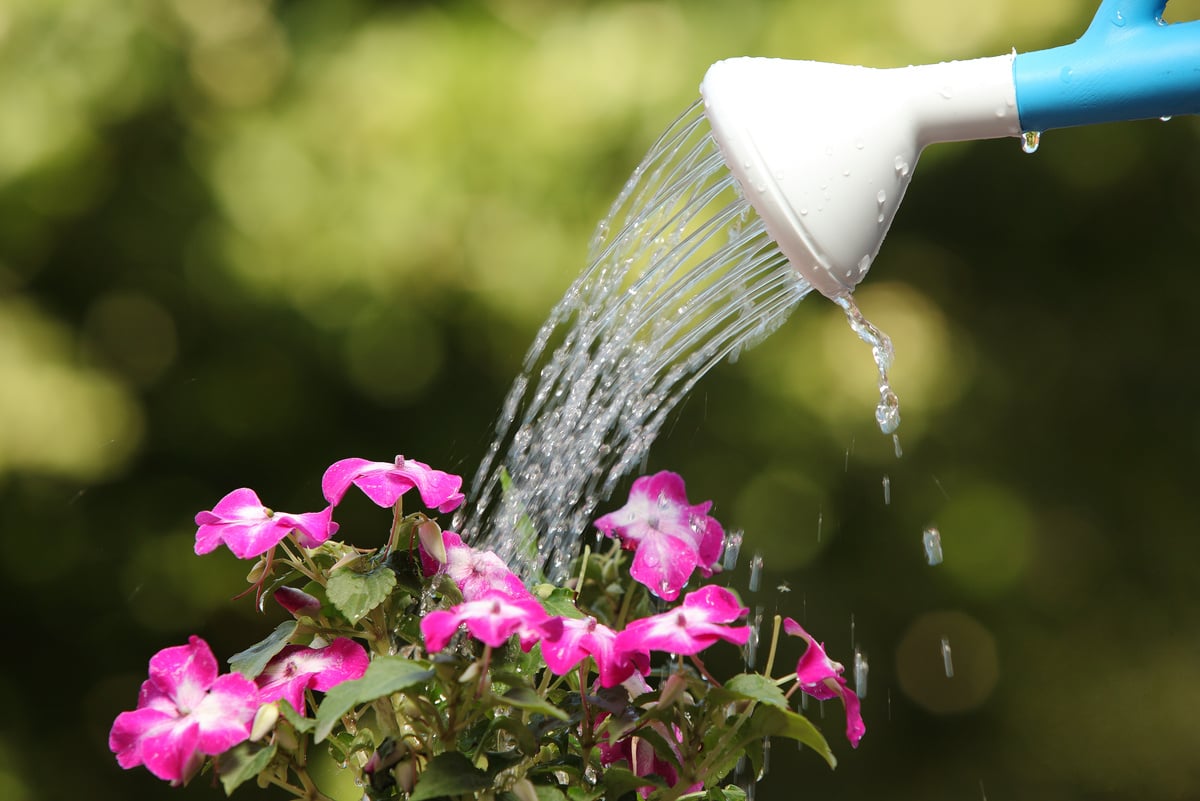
1013, 0, 1200, 132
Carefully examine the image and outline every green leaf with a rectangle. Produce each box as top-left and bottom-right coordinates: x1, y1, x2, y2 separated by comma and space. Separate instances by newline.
483, 714, 540, 756
275, 699, 315, 733
534, 585, 586, 619
722, 674, 789, 709
218, 741, 277, 796
326, 562, 397, 624
707, 786, 747, 801
497, 686, 570, 721
534, 784, 568, 801
747, 705, 836, 769
228, 621, 298, 678
410, 752, 492, 801
314, 656, 435, 742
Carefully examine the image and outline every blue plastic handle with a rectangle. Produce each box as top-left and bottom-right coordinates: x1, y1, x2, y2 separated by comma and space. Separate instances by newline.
1013, 0, 1200, 132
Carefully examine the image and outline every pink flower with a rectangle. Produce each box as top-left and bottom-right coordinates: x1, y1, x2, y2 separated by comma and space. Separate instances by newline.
541, 615, 647, 688
782, 618, 866, 747
594, 472, 723, 600
421, 591, 560, 652
255, 638, 370, 715
109, 636, 260, 785
420, 530, 530, 602
194, 488, 337, 559
615, 585, 750, 666
322, 456, 465, 513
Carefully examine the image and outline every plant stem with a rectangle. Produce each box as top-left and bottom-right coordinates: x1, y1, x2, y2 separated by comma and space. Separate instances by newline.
763, 615, 782, 679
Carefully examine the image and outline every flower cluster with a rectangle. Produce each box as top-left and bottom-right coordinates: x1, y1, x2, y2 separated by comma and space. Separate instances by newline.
111, 457, 863, 800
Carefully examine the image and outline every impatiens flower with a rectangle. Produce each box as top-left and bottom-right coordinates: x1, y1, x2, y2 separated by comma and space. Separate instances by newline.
109, 636, 259, 785
541, 615, 647, 687
782, 618, 866, 748
615, 585, 750, 665
194, 488, 337, 559
594, 471, 724, 600
420, 530, 530, 602
255, 638, 370, 715
421, 590, 560, 652
322, 456, 465, 513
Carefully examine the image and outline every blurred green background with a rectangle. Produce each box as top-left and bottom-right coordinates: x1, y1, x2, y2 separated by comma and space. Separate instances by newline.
3, 0, 1199, 799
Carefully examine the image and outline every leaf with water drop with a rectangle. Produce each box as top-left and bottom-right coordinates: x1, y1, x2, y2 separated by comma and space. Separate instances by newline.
218, 741, 278, 796
326, 560, 397, 624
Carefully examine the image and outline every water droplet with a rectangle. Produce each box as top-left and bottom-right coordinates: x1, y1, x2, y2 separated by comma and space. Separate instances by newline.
843, 168, 851, 177
854, 648, 869, 698
749, 552, 764, 592
799, 207, 808, 216
1060, 66, 1073, 83
816, 510, 823, 542
722, 529, 744, 571
1021, 130, 1041, 154
941, 636, 955, 677
876, 189, 887, 204
893, 154, 910, 176
923, 526, 943, 565
875, 387, 901, 434
1113, 9, 1126, 26
854, 138, 865, 150
893, 433, 903, 458
1161, 115, 1173, 122
939, 85, 953, 100
882, 474, 891, 505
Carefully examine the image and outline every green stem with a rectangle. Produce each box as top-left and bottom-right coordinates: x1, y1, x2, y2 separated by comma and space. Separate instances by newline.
763, 615, 783, 679
616, 579, 640, 630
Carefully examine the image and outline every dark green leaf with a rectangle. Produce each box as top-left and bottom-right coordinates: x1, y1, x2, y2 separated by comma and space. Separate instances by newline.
218, 741, 277, 796
722, 674, 789, 709
326, 563, 397, 624
601, 765, 661, 799
483, 714, 540, 756
747, 705, 835, 769
315, 656, 435, 742
228, 621, 298, 678
410, 752, 492, 801
497, 686, 570, 721
276, 698, 315, 733
534, 585, 585, 619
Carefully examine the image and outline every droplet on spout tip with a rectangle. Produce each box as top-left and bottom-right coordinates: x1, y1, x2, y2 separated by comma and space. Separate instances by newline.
1020, 131, 1041, 154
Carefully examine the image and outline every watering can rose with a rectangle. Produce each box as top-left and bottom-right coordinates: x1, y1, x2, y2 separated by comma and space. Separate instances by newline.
110, 456, 863, 799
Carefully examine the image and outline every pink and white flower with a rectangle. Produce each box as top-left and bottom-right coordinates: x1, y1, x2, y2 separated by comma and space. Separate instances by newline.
109, 636, 260, 785
322, 456, 465, 513
421, 590, 560, 652
594, 472, 724, 601
599, 719, 700, 799
782, 618, 866, 747
615, 585, 750, 666
194, 488, 337, 559
540, 615, 647, 688
255, 638, 370, 715
420, 530, 530, 602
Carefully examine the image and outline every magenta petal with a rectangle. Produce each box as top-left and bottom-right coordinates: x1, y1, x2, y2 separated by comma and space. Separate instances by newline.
109, 707, 172, 769
281, 506, 338, 549
681, 585, 747, 623
256, 639, 368, 714
307, 638, 370, 691
421, 609, 463, 652
191, 673, 259, 754
628, 533, 698, 601
147, 636, 219, 711
138, 719, 203, 784
841, 683, 866, 747
321, 458, 372, 505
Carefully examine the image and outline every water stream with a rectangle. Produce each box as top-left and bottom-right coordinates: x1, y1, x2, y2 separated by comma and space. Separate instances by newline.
457, 101, 812, 580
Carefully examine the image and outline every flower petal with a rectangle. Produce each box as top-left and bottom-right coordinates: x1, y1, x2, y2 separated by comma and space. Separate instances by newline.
147, 636, 218, 711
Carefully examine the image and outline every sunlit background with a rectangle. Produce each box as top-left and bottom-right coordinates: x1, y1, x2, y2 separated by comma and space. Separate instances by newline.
3, 0, 1200, 799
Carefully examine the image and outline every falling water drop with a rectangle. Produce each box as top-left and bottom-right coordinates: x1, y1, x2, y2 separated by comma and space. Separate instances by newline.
816, 510, 823, 543
923, 526, 943, 565
941, 636, 955, 677
854, 648, 869, 698
1160, 115, 1173, 122
893, 433, 903, 458
748, 552, 764, 592
882, 474, 891, 505
722, 529, 744, 571
1020, 130, 1041, 154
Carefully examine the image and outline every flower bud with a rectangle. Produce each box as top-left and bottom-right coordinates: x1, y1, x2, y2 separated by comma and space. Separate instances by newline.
273, 586, 321, 618
417, 519, 447, 566
250, 703, 279, 742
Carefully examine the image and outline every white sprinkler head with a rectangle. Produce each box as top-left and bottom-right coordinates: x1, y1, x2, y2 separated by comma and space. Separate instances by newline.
701, 55, 1020, 299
